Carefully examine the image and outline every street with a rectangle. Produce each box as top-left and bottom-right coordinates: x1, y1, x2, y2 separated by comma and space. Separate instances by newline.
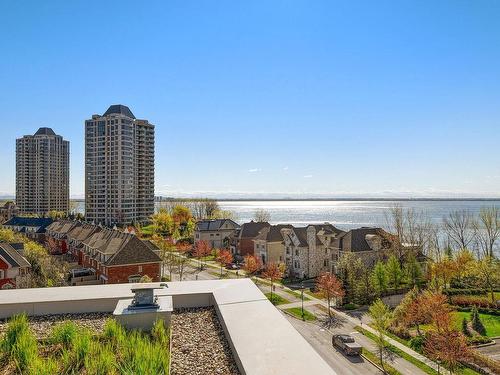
283, 313, 379, 375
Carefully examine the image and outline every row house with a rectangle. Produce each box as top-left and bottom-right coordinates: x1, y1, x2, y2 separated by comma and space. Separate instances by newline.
66, 223, 101, 264
0, 242, 31, 289
45, 220, 81, 254
0, 202, 19, 224
282, 224, 345, 279
231, 221, 270, 256
337, 227, 397, 267
253, 224, 293, 264
194, 219, 240, 249
2, 217, 53, 241
81, 228, 162, 284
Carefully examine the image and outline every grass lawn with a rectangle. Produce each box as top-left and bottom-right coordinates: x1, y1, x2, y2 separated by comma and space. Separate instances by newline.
356, 326, 439, 375
453, 311, 500, 338
285, 307, 317, 321
265, 293, 291, 306
361, 348, 401, 375
358, 326, 481, 375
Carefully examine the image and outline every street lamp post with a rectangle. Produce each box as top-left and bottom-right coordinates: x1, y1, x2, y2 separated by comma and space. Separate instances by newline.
301, 282, 305, 321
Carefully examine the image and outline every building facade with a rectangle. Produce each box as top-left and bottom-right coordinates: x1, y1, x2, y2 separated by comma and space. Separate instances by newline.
194, 219, 240, 249
231, 221, 270, 256
2, 217, 53, 241
0, 242, 31, 289
85, 105, 155, 226
16, 127, 69, 215
283, 224, 345, 279
80, 227, 161, 284
0, 202, 19, 224
253, 224, 293, 265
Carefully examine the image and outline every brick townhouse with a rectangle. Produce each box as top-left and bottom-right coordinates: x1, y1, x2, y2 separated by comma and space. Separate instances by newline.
0, 242, 31, 289
45, 220, 81, 254
81, 228, 161, 284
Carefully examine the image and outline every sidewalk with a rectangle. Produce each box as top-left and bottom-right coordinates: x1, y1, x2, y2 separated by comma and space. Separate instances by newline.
280, 287, 449, 375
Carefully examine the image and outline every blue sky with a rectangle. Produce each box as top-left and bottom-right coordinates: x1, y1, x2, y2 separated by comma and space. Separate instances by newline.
1, 0, 499, 198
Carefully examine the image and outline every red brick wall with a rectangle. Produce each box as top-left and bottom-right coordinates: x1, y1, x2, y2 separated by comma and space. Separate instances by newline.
0, 258, 15, 288
238, 238, 255, 256
0, 258, 8, 270
105, 263, 161, 284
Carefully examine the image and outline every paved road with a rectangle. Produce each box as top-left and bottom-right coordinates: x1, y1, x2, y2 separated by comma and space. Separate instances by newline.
283, 312, 379, 375
476, 339, 500, 361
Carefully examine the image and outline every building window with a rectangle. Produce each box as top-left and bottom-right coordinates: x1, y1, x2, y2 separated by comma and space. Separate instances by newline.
138, 265, 143, 273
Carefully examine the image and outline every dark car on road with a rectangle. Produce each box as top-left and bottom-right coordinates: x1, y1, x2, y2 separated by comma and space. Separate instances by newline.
332, 334, 362, 356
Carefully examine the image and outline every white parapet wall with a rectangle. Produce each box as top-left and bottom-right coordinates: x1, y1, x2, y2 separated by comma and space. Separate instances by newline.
0, 279, 336, 375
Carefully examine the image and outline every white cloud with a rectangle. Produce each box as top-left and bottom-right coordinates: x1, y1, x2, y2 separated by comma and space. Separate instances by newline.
283, 166, 289, 171
248, 168, 261, 173
303, 175, 313, 178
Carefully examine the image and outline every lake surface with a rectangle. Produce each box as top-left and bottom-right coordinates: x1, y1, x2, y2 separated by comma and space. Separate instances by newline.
73, 200, 500, 231
218, 200, 500, 230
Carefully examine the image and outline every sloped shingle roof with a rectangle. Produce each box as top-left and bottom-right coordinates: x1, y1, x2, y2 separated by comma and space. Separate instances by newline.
0, 242, 31, 268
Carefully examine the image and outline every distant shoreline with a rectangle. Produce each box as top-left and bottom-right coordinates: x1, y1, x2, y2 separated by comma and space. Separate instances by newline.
73, 197, 500, 202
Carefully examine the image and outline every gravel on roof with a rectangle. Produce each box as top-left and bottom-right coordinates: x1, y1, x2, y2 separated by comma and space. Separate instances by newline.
171, 307, 240, 375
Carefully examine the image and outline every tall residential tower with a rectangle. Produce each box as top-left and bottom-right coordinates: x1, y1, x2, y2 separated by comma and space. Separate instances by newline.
85, 105, 155, 226
16, 127, 70, 215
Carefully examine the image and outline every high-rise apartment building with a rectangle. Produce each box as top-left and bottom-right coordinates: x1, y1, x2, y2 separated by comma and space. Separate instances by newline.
16, 127, 70, 215
85, 105, 155, 226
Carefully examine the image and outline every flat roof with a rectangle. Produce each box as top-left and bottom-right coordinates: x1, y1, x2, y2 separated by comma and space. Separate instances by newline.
0, 279, 335, 375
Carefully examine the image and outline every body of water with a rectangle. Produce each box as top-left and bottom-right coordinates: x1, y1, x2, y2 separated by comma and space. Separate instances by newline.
73, 199, 500, 231
218, 200, 500, 231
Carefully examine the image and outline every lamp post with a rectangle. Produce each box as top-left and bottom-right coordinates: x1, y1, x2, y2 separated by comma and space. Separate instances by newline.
301, 281, 305, 321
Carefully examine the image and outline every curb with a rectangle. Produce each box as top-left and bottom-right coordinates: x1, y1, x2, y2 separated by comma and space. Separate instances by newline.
361, 353, 386, 372
473, 340, 496, 348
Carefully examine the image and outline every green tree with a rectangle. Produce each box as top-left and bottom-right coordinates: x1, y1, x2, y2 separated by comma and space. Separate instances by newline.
461, 317, 470, 336
369, 299, 393, 372
336, 253, 364, 301
404, 254, 422, 287
151, 208, 174, 236
371, 261, 388, 295
471, 306, 486, 336
474, 257, 500, 304
386, 255, 403, 290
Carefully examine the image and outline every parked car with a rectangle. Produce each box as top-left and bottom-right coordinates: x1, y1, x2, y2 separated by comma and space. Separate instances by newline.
226, 263, 241, 270
67, 268, 94, 281
332, 334, 362, 356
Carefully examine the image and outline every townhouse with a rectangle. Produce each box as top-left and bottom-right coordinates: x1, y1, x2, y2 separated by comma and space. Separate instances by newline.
253, 224, 293, 264
2, 217, 53, 241
282, 224, 345, 279
231, 221, 270, 256
81, 228, 161, 284
0, 242, 31, 289
194, 219, 240, 249
45, 220, 81, 254
337, 227, 396, 268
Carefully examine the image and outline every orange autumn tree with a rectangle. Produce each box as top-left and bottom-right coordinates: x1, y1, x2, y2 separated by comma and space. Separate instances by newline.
316, 272, 345, 318
404, 290, 449, 336
243, 255, 262, 277
193, 240, 212, 270
424, 310, 470, 373
262, 262, 285, 305
216, 249, 233, 277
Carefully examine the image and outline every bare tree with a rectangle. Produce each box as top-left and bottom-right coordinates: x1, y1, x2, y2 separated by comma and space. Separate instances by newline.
442, 210, 476, 252
474, 207, 500, 258
385, 204, 433, 261
254, 208, 271, 222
